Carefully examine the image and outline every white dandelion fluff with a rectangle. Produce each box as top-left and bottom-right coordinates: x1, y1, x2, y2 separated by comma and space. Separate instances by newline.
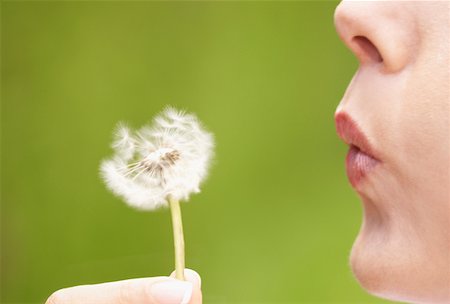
100, 107, 215, 280
100, 107, 215, 211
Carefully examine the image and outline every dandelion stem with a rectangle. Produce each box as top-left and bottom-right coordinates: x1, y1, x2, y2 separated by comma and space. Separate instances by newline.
168, 197, 185, 280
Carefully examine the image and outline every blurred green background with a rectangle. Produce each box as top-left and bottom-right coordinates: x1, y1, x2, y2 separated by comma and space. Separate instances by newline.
1, 1, 391, 303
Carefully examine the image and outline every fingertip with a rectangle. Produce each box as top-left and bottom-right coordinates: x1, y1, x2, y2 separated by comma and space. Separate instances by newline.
148, 279, 193, 304
184, 269, 202, 289
170, 269, 201, 288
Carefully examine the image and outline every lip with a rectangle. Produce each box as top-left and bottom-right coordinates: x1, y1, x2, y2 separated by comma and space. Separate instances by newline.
335, 112, 380, 187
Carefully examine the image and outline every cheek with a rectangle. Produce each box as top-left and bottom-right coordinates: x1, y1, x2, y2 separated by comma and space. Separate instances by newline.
393, 12, 450, 196
398, 63, 449, 180
391, 53, 450, 212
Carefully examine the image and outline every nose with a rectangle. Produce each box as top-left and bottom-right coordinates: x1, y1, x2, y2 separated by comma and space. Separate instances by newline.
334, 1, 417, 73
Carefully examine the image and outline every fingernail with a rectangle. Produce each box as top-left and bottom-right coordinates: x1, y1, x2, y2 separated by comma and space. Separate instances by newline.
184, 269, 202, 288
149, 280, 193, 304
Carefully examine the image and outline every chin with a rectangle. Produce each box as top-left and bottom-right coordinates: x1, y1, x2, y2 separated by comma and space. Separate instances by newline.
349, 194, 450, 304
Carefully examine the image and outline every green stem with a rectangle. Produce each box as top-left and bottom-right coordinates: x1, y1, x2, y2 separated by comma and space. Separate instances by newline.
168, 197, 185, 280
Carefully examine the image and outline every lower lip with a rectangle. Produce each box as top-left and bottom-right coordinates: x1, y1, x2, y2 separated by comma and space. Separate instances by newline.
346, 145, 379, 187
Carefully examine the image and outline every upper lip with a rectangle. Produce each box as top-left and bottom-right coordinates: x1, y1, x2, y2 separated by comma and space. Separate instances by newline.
334, 111, 378, 159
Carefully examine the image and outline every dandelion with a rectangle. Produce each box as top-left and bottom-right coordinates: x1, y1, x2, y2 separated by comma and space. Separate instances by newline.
100, 107, 214, 280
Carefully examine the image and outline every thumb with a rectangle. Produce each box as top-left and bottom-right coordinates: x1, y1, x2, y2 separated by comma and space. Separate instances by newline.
45, 276, 193, 304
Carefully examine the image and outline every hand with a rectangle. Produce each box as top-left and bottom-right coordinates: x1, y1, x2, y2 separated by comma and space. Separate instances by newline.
45, 268, 202, 304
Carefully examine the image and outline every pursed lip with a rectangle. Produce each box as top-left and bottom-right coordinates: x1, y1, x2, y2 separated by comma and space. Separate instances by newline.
335, 112, 380, 187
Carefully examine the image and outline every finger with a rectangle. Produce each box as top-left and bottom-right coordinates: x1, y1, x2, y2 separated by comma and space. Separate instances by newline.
170, 269, 202, 304
45, 276, 193, 304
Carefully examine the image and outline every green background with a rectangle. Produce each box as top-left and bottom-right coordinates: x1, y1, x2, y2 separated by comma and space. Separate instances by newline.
1, 1, 391, 303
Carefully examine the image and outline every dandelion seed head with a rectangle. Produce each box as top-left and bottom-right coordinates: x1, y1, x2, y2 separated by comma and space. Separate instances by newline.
100, 107, 215, 210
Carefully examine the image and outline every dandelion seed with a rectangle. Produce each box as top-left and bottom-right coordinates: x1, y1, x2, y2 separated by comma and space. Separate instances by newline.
100, 107, 215, 280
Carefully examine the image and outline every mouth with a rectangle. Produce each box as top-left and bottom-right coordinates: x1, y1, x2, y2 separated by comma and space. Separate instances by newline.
335, 112, 380, 188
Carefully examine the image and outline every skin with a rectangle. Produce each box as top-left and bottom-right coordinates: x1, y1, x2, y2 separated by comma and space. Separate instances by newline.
46, 2, 449, 303
334, 1, 449, 303
45, 269, 202, 304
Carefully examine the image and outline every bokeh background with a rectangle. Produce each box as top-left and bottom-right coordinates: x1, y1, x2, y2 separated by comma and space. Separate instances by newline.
2, 1, 392, 303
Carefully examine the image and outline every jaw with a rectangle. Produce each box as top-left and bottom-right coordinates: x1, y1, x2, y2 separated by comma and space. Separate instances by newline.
349, 170, 450, 304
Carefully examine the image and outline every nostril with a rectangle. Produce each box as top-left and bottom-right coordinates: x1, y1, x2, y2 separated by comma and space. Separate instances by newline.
352, 36, 383, 64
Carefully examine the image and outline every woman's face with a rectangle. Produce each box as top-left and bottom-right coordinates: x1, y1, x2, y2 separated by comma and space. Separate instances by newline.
334, 1, 449, 303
